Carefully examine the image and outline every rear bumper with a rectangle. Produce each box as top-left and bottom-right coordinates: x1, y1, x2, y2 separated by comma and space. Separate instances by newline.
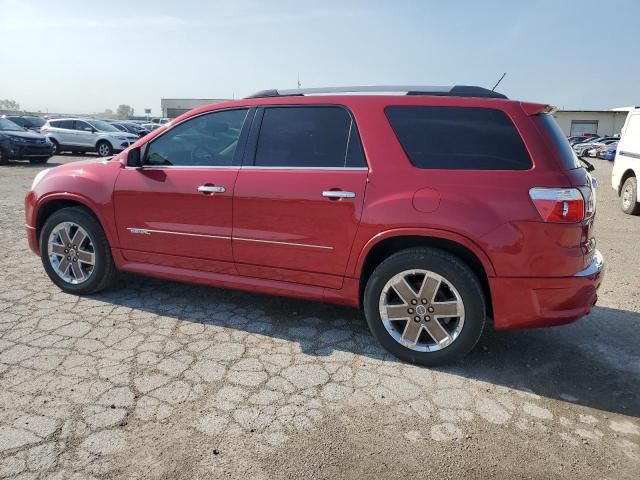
490, 250, 604, 329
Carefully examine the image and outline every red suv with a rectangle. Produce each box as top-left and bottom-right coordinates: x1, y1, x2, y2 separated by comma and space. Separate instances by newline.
25, 85, 604, 365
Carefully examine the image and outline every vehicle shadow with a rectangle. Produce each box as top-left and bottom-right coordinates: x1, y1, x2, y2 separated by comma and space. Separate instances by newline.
94, 273, 640, 418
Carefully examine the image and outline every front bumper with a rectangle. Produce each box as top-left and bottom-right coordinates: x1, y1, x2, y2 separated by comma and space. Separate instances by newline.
490, 250, 604, 329
7, 143, 54, 159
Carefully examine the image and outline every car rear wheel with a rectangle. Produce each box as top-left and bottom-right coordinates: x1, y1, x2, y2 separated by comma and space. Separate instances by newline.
40, 207, 118, 294
363, 247, 486, 366
96, 141, 113, 157
621, 177, 640, 215
0, 149, 8, 165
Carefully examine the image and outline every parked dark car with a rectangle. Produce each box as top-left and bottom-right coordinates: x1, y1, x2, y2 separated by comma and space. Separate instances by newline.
3, 115, 46, 133
0, 117, 53, 164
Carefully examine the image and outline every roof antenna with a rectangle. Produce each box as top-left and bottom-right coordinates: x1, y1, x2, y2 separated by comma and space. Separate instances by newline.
491, 72, 506, 91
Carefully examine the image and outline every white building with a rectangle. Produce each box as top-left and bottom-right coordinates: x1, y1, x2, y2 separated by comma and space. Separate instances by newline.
553, 107, 636, 137
160, 98, 229, 119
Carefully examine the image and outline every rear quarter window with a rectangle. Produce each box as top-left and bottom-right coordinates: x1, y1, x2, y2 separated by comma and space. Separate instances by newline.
385, 106, 532, 170
536, 114, 580, 170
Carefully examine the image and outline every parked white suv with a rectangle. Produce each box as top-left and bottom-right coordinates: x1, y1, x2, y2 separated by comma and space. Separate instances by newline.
41, 118, 138, 156
612, 108, 640, 215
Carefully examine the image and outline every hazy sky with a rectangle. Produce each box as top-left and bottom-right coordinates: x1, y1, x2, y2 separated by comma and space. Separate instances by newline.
1, 0, 639, 115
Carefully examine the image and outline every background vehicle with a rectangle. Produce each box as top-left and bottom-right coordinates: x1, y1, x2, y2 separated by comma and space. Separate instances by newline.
41, 118, 138, 156
0, 117, 53, 164
568, 134, 598, 145
108, 121, 149, 137
151, 117, 170, 125
573, 137, 618, 157
612, 108, 640, 215
3, 115, 46, 132
141, 122, 162, 132
602, 143, 618, 161
25, 85, 603, 366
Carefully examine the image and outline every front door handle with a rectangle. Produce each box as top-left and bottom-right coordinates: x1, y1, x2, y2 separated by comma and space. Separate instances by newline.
197, 185, 225, 194
322, 190, 356, 199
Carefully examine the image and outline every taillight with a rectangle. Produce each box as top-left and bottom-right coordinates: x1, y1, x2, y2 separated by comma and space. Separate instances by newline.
529, 188, 585, 223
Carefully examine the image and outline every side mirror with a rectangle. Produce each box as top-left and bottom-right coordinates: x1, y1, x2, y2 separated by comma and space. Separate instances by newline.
126, 146, 142, 167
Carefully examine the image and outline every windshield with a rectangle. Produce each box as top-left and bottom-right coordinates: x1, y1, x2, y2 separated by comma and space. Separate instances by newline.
0, 118, 25, 131
25, 117, 45, 127
87, 120, 120, 132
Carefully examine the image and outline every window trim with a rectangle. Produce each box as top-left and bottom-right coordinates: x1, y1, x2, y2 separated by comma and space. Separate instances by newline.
137, 107, 255, 170
243, 104, 370, 171
384, 105, 533, 172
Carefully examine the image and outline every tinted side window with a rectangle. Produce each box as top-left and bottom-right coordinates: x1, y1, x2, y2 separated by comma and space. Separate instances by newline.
385, 106, 532, 170
52, 120, 74, 129
145, 109, 248, 167
74, 121, 92, 131
254, 107, 366, 168
8, 117, 25, 127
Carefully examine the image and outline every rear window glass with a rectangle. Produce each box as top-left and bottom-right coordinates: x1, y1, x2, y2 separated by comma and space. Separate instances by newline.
536, 114, 580, 170
385, 106, 532, 170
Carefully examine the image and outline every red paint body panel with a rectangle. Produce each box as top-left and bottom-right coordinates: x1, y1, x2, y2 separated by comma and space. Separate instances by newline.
232, 169, 367, 288
25, 94, 603, 330
113, 167, 239, 271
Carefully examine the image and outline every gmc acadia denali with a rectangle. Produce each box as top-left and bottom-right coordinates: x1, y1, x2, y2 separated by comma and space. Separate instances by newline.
25, 85, 604, 365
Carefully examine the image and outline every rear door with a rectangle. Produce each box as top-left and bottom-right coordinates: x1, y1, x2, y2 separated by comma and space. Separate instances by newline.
232, 106, 368, 289
49, 119, 75, 145
113, 108, 252, 274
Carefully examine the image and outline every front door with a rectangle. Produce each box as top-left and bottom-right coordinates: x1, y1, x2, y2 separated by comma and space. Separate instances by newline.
72, 120, 97, 148
233, 106, 368, 288
113, 108, 252, 274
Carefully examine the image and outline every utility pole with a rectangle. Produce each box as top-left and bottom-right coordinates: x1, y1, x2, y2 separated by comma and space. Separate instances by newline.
492, 72, 506, 91
297, 73, 302, 89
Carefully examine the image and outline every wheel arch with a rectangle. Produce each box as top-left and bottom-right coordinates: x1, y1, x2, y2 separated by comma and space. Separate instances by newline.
35, 194, 115, 249
619, 168, 637, 195
356, 230, 495, 315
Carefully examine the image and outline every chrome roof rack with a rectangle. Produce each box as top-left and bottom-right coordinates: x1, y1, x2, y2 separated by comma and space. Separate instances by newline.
245, 85, 507, 100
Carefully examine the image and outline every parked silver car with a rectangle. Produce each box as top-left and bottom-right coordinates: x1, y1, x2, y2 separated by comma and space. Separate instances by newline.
40, 118, 138, 156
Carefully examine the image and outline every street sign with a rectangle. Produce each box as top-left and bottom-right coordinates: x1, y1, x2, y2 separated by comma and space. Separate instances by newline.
144, 108, 151, 114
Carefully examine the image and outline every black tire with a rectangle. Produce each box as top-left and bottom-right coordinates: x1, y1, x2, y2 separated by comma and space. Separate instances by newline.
0, 149, 8, 165
29, 157, 50, 164
49, 139, 60, 155
96, 141, 113, 157
363, 247, 486, 366
621, 177, 640, 215
40, 207, 118, 295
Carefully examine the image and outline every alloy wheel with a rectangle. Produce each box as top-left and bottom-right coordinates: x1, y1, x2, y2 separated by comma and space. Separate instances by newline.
98, 143, 111, 156
379, 269, 465, 352
47, 222, 96, 284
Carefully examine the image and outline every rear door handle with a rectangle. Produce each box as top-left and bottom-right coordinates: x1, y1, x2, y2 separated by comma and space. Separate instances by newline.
197, 185, 225, 194
322, 190, 356, 199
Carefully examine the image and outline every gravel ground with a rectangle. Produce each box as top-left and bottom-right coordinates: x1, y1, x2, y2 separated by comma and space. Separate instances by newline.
0, 155, 638, 479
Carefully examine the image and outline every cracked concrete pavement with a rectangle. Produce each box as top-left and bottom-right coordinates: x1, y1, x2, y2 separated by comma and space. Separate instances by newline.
0, 156, 638, 479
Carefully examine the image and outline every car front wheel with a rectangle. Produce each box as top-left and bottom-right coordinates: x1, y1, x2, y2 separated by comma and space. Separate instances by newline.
96, 141, 113, 157
40, 207, 118, 294
363, 248, 486, 366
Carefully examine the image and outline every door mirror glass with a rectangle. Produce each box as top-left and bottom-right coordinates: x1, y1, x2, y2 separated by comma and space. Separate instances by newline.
126, 146, 142, 167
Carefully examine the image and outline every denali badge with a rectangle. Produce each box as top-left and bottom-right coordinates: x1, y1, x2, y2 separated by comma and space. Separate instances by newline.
128, 228, 151, 235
